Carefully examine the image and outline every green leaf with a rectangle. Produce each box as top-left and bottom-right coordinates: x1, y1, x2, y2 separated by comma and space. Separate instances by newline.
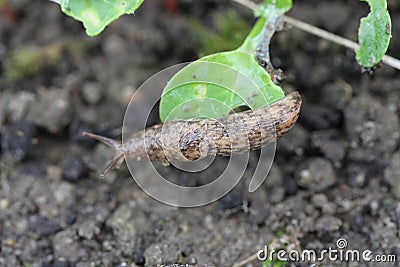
255, 0, 292, 18
356, 0, 392, 68
159, 50, 284, 122
159, 8, 287, 122
61, 0, 144, 36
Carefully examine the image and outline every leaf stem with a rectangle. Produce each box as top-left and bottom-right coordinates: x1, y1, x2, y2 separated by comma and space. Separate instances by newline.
233, 0, 259, 10
233, 0, 400, 70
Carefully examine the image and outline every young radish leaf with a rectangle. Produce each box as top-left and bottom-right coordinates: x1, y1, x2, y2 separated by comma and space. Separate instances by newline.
60, 0, 144, 36
159, 1, 293, 122
356, 0, 392, 68
159, 16, 285, 122
159, 51, 284, 122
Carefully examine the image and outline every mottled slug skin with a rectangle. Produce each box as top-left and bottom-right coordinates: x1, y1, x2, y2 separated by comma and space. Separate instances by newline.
83, 91, 302, 177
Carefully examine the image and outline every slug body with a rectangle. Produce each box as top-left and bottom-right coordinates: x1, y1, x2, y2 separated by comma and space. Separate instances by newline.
83, 91, 302, 177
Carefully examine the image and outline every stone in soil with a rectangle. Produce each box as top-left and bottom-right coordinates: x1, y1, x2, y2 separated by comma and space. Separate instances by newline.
28, 215, 61, 237
347, 163, 368, 187
53, 181, 75, 207
77, 220, 101, 240
106, 204, 150, 255
311, 193, 337, 214
61, 154, 86, 181
0, 91, 13, 132
1, 121, 37, 161
311, 129, 347, 164
53, 229, 87, 263
132, 250, 146, 265
5, 90, 36, 122
320, 80, 351, 110
143, 242, 182, 267
296, 157, 336, 192
52, 258, 71, 267
262, 165, 285, 204
300, 104, 342, 130
345, 94, 400, 155
248, 187, 269, 225
217, 183, 244, 212
27, 88, 71, 133
284, 176, 298, 196
384, 151, 400, 198
81, 82, 103, 105
315, 215, 343, 240
277, 124, 309, 155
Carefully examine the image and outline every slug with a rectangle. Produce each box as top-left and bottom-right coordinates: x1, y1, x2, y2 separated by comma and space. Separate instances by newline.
83, 91, 302, 178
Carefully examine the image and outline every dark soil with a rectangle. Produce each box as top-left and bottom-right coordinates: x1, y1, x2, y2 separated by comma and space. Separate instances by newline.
1, 0, 400, 266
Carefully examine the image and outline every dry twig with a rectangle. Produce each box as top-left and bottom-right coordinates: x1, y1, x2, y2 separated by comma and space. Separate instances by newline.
233, 0, 400, 70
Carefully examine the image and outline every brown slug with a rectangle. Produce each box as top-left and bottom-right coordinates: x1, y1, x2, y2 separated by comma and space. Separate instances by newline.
83, 91, 302, 178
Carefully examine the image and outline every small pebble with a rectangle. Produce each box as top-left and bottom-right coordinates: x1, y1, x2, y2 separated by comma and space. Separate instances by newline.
53, 182, 75, 206
132, 250, 145, 265
315, 216, 343, 239
143, 243, 181, 267
320, 80, 351, 110
1, 121, 37, 161
28, 89, 71, 133
284, 176, 298, 196
301, 105, 342, 130
52, 259, 70, 267
347, 163, 368, 187
82, 82, 103, 105
62, 155, 86, 181
217, 186, 243, 212
77, 220, 100, 240
29, 215, 61, 237
277, 124, 309, 154
53, 229, 86, 262
311, 130, 347, 164
384, 151, 400, 198
345, 95, 400, 154
297, 158, 336, 192
6, 91, 35, 122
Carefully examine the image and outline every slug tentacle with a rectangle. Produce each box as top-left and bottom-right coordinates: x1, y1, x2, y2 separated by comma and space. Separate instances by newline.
83, 91, 302, 178
82, 132, 125, 178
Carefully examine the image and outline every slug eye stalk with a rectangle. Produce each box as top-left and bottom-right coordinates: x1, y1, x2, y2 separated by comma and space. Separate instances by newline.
81, 132, 125, 178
